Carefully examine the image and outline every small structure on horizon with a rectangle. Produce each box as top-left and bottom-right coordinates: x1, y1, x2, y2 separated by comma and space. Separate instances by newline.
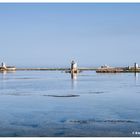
0, 62, 16, 71
100, 64, 110, 69
96, 62, 140, 73
71, 60, 78, 74
1, 62, 6, 69
134, 62, 138, 69
134, 62, 139, 72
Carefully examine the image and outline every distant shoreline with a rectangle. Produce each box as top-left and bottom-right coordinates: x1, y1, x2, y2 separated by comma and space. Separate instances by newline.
15, 67, 140, 73
16, 68, 97, 71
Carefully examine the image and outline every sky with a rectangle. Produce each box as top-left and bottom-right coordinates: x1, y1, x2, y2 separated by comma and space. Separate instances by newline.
0, 3, 140, 68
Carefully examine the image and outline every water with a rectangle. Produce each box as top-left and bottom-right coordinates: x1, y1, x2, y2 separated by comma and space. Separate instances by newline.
0, 70, 140, 137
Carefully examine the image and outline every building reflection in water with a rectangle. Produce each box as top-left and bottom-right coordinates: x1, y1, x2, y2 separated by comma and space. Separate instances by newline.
134, 72, 138, 83
71, 73, 77, 80
71, 73, 77, 89
0, 70, 15, 80
0, 71, 7, 80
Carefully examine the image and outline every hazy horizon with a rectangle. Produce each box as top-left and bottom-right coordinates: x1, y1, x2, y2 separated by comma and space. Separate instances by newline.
0, 3, 140, 67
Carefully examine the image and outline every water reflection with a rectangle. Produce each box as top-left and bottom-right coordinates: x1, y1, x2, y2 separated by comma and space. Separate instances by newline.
0, 70, 15, 80
71, 73, 77, 89
71, 73, 77, 80
0, 71, 7, 75
134, 72, 138, 82
0, 71, 7, 80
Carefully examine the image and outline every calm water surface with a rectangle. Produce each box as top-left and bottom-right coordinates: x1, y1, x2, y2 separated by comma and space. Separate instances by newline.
0, 70, 140, 136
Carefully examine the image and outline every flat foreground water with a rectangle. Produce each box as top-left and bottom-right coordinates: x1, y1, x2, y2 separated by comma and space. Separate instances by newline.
0, 70, 140, 137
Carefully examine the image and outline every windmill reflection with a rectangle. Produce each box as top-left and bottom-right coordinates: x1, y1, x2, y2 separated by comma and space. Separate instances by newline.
0, 70, 7, 80
134, 72, 138, 82
71, 73, 78, 89
0, 70, 7, 75
71, 73, 77, 80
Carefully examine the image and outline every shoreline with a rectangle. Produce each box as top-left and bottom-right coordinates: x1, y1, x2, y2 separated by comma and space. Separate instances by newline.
1, 67, 140, 73
15, 68, 97, 71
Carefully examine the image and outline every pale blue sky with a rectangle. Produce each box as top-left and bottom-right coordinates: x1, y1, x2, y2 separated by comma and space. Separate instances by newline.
0, 3, 140, 67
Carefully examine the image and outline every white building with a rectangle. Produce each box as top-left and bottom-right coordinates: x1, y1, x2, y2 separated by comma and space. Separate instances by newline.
134, 63, 139, 69
71, 60, 77, 70
1, 62, 6, 69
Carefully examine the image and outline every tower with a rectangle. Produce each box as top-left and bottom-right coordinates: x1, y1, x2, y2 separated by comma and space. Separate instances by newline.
1, 62, 6, 69
71, 60, 78, 73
